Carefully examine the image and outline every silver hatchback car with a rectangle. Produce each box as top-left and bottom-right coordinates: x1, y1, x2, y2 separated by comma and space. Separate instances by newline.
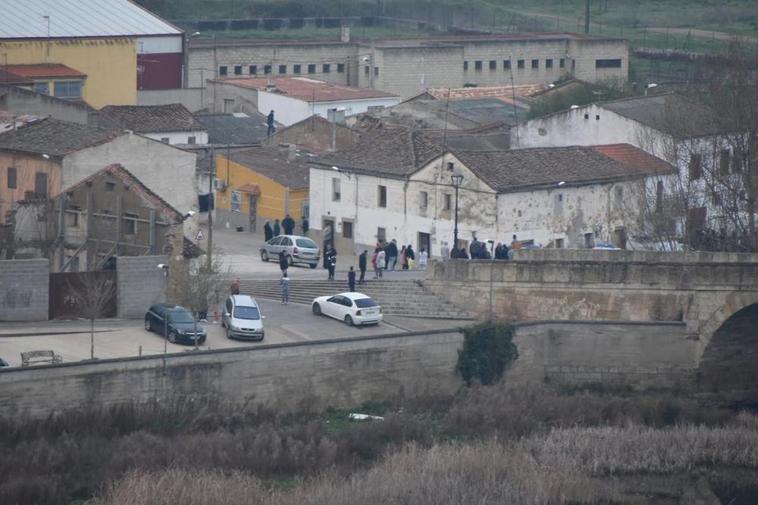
222, 295, 265, 341
260, 235, 320, 268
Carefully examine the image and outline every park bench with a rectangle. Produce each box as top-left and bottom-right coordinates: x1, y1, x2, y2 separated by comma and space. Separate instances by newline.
20, 350, 63, 367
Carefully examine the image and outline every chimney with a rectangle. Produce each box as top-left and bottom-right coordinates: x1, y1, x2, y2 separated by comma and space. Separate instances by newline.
340, 26, 351, 43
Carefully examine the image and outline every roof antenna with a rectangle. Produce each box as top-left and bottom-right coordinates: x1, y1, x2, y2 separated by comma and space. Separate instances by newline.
508, 56, 520, 147
440, 88, 451, 167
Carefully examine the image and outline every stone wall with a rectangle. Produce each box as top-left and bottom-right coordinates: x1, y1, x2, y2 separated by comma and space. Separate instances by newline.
0, 259, 49, 322
0, 84, 90, 125
117, 256, 167, 319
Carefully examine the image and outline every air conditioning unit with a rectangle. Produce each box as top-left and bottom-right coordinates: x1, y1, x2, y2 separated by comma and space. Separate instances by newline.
214, 178, 227, 191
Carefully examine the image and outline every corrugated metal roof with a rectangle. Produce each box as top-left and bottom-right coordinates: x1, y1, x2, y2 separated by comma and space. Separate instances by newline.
0, 0, 182, 39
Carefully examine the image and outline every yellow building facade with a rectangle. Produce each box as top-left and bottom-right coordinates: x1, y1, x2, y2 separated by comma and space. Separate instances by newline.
215, 152, 309, 232
0, 38, 137, 108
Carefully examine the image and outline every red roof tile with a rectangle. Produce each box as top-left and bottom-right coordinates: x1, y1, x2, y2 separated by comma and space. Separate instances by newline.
213, 77, 399, 103
592, 143, 674, 175
5, 64, 86, 79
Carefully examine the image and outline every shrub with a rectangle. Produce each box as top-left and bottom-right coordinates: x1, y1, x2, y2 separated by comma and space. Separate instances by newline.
456, 321, 518, 385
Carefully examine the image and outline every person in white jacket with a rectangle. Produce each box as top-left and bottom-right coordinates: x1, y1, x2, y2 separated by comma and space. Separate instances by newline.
418, 248, 429, 270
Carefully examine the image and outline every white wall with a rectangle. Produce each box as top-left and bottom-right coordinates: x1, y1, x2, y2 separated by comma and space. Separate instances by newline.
258, 90, 400, 127
142, 130, 209, 145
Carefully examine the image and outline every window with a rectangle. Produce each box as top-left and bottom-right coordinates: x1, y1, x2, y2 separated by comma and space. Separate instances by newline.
584, 232, 594, 248
323, 63, 331, 73
474, 60, 482, 71
517, 59, 525, 69
264, 65, 272, 75
65, 210, 79, 228
546, 58, 553, 69
689, 154, 702, 180
188, 136, 196, 145
342, 220, 353, 239
503, 59, 511, 70
489, 60, 496, 70
374, 66, 379, 77
656, 180, 664, 213
219, 66, 228, 76
732, 150, 744, 172
293, 64, 301, 74
7, 167, 16, 189
555, 238, 564, 249
278, 64, 287, 74
531, 59, 539, 69
105, 181, 116, 191
124, 212, 139, 235
419, 191, 428, 210
234, 65, 242, 75
595, 59, 622, 68
447, 161, 454, 171
332, 178, 341, 201
230, 190, 241, 212
33, 82, 49, 95
463, 61, 469, 71
53, 81, 82, 99
308, 64, 316, 74
444, 193, 452, 211
560, 58, 565, 68
34, 172, 47, 196
223, 98, 234, 113
337, 63, 345, 73
161, 137, 170, 144
377, 227, 386, 243
377, 185, 387, 208
249, 65, 257, 75
719, 149, 731, 175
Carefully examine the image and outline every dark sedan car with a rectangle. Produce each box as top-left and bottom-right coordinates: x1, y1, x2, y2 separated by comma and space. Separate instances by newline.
144, 304, 207, 345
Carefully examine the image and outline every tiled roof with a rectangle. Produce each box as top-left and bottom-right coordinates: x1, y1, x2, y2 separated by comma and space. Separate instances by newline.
0, 69, 34, 85
195, 112, 269, 145
214, 77, 399, 103
96, 104, 207, 133
227, 146, 312, 189
454, 145, 671, 193
0, 117, 122, 157
592, 143, 674, 176
4, 64, 85, 79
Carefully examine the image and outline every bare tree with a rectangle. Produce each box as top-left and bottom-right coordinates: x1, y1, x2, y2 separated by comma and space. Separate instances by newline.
67, 272, 117, 360
167, 248, 226, 322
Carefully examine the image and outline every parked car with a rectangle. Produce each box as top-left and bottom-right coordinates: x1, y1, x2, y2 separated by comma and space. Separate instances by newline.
0, 357, 9, 367
312, 292, 383, 326
144, 304, 207, 345
222, 295, 265, 341
260, 235, 319, 268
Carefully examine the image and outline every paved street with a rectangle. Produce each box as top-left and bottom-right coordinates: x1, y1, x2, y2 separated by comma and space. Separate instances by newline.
0, 299, 463, 367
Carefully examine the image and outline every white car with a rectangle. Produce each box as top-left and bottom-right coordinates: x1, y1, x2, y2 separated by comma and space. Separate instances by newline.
312, 292, 383, 326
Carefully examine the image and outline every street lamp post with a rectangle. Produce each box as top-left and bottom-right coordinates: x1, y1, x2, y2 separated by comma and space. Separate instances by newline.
451, 173, 464, 256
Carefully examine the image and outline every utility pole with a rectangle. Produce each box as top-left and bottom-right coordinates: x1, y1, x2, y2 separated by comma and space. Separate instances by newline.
584, 0, 590, 34
207, 146, 215, 271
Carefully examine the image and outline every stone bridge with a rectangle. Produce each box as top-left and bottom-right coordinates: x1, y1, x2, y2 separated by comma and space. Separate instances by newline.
424, 250, 758, 404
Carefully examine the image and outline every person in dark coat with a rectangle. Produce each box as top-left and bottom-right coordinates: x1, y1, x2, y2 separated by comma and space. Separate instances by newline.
459, 248, 469, 259
273, 219, 281, 237
267, 110, 275, 137
348, 266, 356, 292
385, 239, 398, 271
405, 244, 415, 262
358, 250, 368, 284
301, 216, 309, 235
264, 220, 273, 241
278, 251, 288, 276
325, 247, 337, 280
282, 214, 295, 235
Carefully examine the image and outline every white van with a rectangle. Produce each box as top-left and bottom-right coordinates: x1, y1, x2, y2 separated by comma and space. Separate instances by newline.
222, 295, 265, 341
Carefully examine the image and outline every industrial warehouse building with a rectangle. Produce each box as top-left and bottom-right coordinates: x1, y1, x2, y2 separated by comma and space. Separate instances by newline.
188, 31, 628, 99
0, 0, 184, 107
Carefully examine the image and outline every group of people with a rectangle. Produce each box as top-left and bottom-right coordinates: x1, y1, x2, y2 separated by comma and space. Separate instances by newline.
448, 237, 516, 260
352, 239, 429, 283
264, 214, 309, 241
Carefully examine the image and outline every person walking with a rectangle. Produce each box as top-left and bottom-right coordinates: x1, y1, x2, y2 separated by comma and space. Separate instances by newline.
398, 245, 407, 271
273, 219, 281, 237
278, 250, 288, 277
358, 250, 368, 284
280, 274, 289, 305
267, 110, 276, 137
326, 246, 337, 280
370, 249, 378, 278
385, 239, 398, 271
264, 220, 273, 241
230, 278, 241, 295
282, 214, 295, 235
375, 247, 386, 278
301, 216, 309, 235
405, 244, 415, 270
348, 266, 356, 292
418, 247, 428, 270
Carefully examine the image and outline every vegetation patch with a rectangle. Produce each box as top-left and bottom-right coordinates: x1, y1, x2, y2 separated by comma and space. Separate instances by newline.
456, 321, 518, 385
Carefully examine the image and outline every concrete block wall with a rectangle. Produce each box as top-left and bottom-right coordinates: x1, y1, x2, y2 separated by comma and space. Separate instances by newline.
117, 255, 167, 319
0, 259, 49, 322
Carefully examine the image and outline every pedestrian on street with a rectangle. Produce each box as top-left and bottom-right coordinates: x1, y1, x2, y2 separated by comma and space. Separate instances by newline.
301, 216, 309, 235
267, 110, 276, 137
264, 220, 273, 241
441, 241, 450, 260
405, 244, 415, 270
280, 274, 289, 304
278, 250, 288, 277
399, 245, 407, 270
326, 246, 337, 280
418, 247, 428, 270
273, 219, 281, 237
230, 278, 241, 295
358, 250, 368, 284
348, 266, 356, 292
375, 247, 386, 278
385, 239, 398, 271
282, 214, 295, 235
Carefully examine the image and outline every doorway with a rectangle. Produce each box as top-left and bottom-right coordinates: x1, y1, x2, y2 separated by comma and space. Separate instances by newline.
418, 232, 431, 256
322, 218, 335, 249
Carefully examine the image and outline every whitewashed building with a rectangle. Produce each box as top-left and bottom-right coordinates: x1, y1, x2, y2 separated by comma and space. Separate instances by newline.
308, 127, 675, 256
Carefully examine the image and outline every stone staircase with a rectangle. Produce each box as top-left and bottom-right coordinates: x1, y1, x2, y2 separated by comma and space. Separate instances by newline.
238, 278, 473, 320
